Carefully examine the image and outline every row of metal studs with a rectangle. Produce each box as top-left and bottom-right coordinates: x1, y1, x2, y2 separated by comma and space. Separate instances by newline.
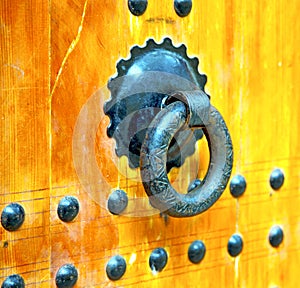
0, 168, 284, 286
0, 222, 284, 287
128, 0, 193, 17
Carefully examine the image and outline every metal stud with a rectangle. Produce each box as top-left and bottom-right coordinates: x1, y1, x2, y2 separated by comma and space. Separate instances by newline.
187, 179, 201, 193
106, 255, 127, 281
230, 175, 246, 198
1, 203, 25, 232
1, 274, 25, 288
149, 248, 168, 272
55, 264, 78, 288
269, 225, 284, 248
57, 196, 79, 222
174, 0, 192, 17
227, 234, 243, 257
128, 0, 148, 16
107, 190, 128, 215
270, 168, 284, 190
188, 240, 206, 264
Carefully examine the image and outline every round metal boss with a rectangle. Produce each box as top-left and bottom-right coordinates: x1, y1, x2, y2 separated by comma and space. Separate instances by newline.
149, 248, 168, 272
227, 234, 243, 257
270, 168, 284, 190
1, 203, 25, 232
57, 196, 79, 222
269, 225, 284, 248
188, 240, 206, 264
55, 264, 78, 288
106, 255, 127, 281
174, 0, 192, 17
1, 274, 25, 288
230, 174, 246, 198
107, 190, 128, 215
128, 0, 148, 16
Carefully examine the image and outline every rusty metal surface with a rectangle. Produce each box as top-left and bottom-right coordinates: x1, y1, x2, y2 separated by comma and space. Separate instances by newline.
140, 92, 233, 217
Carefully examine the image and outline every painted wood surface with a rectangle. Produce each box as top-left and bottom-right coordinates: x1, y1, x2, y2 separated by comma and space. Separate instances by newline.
1, 0, 300, 287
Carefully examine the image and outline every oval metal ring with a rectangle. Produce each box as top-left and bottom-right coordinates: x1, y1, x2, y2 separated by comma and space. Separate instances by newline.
140, 98, 233, 217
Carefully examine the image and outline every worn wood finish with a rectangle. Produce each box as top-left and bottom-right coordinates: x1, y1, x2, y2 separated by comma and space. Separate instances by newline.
0, 0, 50, 287
1, 0, 300, 287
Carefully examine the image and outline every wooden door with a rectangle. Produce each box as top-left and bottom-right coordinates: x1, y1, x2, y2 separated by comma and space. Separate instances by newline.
1, 0, 300, 287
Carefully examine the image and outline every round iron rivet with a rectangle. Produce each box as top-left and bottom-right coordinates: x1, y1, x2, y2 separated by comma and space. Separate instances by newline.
187, 179, 201, 193
57, 196, 79, 222
107, 190, 128, 215
269, 225, 284, 247
188, 240, 206, 264
1, 274, 25, 288
174, 0, 192, 17
1, 203, 25, 232
106, 255, 126, 281
227, 234, 243, 257
270, 168, 284, 190
128, 0, 148, 16
230, 175, 246, 198
149, 248, 168, 272
55, 264, 78, 288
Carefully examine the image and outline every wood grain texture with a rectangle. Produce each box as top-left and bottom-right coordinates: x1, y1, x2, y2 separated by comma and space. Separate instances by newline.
1, 0, 300, 287
0, 0, 50, 286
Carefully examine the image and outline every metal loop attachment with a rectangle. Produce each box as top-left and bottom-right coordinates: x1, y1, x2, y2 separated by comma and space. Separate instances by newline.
140, 90, 233, 217
165, 90, 210, 127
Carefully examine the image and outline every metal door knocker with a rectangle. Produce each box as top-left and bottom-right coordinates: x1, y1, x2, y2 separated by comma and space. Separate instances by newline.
104, 38, 233, 217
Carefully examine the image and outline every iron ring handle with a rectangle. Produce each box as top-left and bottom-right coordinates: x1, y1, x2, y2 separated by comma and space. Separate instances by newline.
140, 93, 233, 217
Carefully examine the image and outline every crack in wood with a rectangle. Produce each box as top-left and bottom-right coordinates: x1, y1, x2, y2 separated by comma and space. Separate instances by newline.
50, 0, 88, 97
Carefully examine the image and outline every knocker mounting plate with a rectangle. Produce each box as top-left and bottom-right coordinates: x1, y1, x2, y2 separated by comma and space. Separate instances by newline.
104, 38, 209, 171
104, 38, 233, 217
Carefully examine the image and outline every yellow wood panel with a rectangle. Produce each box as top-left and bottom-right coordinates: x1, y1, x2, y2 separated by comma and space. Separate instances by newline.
49, 1, 237, 287
0, 0, 50, 286
1, 0, 300, 287
49, 0, 300, 287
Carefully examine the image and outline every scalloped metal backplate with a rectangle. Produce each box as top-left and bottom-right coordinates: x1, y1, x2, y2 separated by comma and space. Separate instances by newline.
104, 38, 208, 171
